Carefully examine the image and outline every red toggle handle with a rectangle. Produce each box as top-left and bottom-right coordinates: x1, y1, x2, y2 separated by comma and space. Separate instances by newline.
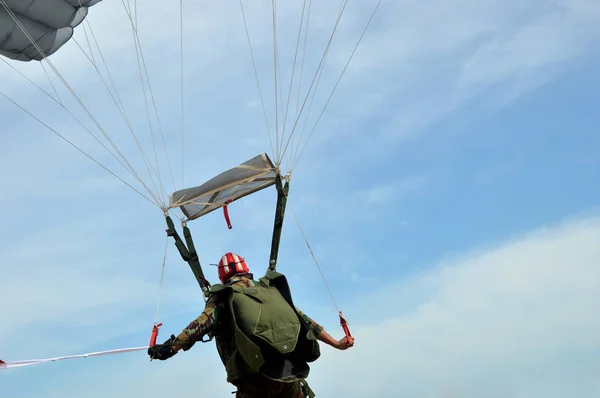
223, 200, 233, 230
149, 322, 163, 347
339, 311, 351, 340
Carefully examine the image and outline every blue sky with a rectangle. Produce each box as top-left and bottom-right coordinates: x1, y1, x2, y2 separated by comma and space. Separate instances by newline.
1, 0, 600, 397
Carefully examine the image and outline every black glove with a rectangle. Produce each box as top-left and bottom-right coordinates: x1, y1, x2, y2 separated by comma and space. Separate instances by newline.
148, 334, 178, 361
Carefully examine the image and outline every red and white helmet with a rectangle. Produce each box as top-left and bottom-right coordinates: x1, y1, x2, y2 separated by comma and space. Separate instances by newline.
218, 252, 250, 283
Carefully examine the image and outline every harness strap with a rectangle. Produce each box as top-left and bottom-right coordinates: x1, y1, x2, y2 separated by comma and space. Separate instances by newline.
164, 215, 214, 343
299, 378, 316, 398
268, 174, 289, 272
165, 215, 211, 298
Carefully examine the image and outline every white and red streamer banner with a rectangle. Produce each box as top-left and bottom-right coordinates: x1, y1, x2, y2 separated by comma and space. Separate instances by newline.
0, 346, 149, 370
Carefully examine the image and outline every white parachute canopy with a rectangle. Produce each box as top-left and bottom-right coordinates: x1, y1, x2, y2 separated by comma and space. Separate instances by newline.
169, 153, 278, 221
0, 0, 102, 61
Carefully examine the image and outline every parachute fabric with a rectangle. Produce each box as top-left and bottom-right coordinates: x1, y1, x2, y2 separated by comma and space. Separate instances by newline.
169, 153, 278, 221
0, 0, 102, 62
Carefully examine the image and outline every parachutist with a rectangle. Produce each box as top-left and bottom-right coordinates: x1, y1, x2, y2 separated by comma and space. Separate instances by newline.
149, 253, 355, 398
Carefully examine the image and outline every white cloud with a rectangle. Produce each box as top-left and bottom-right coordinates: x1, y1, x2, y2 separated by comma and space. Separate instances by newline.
4, 211, 599, 397
319, 0, 600, 144
310, 214, 600, 397
364, 183, 396, 204
361, 176, 428, 204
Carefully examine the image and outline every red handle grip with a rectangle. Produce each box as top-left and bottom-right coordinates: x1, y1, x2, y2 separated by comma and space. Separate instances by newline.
149, 322, 163, 347
339, 311, 351, 339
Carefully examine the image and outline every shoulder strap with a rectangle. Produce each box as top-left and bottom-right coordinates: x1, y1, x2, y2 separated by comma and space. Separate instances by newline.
208, 283, 228, 295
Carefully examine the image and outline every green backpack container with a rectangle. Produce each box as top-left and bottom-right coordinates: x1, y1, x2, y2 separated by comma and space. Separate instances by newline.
209, 270, 321, 383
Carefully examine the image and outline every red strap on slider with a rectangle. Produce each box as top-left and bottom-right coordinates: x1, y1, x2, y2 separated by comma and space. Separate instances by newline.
223, 200, 233, 229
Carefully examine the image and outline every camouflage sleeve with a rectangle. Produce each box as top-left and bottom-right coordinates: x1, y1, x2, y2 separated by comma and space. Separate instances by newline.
175, 295, 220, 350
296, 307, 324, 336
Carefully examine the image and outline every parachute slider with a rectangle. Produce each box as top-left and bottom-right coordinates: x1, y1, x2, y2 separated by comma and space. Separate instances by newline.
168, 153, 278, 222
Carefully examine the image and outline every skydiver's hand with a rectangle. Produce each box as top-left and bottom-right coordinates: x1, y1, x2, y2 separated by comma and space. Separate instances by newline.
335, 336, 355, 350
148, 334, 178, 361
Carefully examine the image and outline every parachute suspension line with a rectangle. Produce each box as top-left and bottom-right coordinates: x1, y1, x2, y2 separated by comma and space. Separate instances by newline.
274, 4, 287, 162
289, 46, 328, 169
124, 0, 137, 29
77, 18, 167, 198
281, 0, 310, 169
290, 0, 349, 159
81, 23, 96, 65
291, 0, 382, 173
287, 199, 340, 313
180, 0, 185, 190
295, 0, 312, 122
0, 57, 60, 102
155, 234, 170, 324
70, 25, 166, 206
283, 189, 352, 342
40, 61, 63, 105
123, 0, 138, 31
124, 0, 132, 17
269, 173, 340, 311
239, 0, 275, 161
0, 60, 158, 204
150, 233, 170, 346
273, 179, 353, 340
66, 9, 166, 205
75, 17, 131, 124
122, 0, 177, 204
121, 1, 167, 205
0, 60, 156, 202
290, 0, 313, 169
271, 0, 282, 165
123, 0, 176, 198
278, 0, 350, 166
0, 91, 160, 208
70, 39, 126, 129
292, 3, 350, 165
2, 50, 161, 208
76, 4, 96, 65
0, 1, 164, 207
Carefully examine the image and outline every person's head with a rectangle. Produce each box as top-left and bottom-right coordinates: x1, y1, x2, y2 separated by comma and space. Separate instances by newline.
218, 252, 250, 284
